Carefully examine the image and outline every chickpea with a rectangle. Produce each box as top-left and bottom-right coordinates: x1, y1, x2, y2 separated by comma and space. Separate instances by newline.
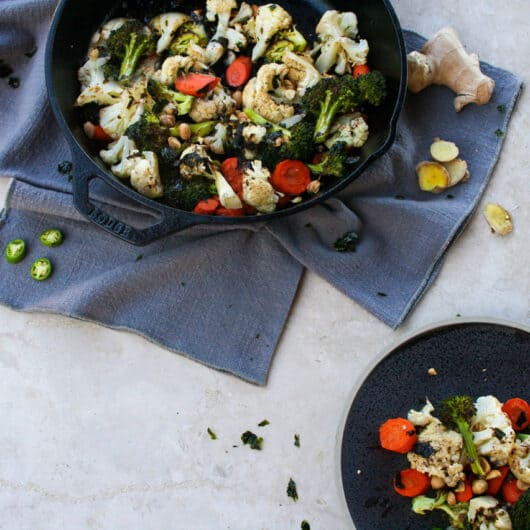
168, 137, 181, 150
430, 476, 445, 490
232, 90, 243, 108
160, 114, 177, 128
178, 123, 192, 141
306, 180, 321, 194
447, 491, 457, 506
471, 479, 488, 495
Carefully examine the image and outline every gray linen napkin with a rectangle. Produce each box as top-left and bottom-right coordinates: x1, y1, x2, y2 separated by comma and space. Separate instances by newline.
0, 0, 522, 384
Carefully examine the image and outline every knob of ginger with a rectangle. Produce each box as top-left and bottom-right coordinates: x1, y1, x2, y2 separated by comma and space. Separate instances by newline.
407, 27, 495, 112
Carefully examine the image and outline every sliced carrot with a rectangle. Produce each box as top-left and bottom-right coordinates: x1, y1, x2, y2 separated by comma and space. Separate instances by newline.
393, 469, 430, 497
487, 466, 510, 496
502, 479, 524, 504
175, 73, 220, 97
455, 479, 473, 503
216, 207, 246, 217
193, 197, 220, 215
226, 56, 253, 87
353, 64, 371, 78
312, 152, 324, 165
271, 160, 311, 196
379, 418, 418, 454
221, 157, 244, 195
502, 398, 530, 431
84, 121, 113, 142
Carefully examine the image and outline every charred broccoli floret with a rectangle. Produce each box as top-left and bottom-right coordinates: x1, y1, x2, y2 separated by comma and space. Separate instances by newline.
512, 488, 530, 530
302, 72, 386, 142
147, 79, 195, 115
438, 396, 485, 476
105, 20, 156, 82
412, 493, 470, 529
307, 142, 350, 178
125, 112, 168, 152
169, 22, 208, 55
265, 27, 308, 63
162, 179, 213, 211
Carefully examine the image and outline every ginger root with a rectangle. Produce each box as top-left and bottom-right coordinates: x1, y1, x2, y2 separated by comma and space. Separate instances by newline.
416, 161, 450, 193
484, 203, 513, 235
408, 27, 495, 112
443, 158, 469, 187
430, 139, 459, 163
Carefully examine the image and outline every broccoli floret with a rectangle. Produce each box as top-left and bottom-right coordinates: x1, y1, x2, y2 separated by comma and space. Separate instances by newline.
244, 108, 292, 138
147, 79, 195, 115
307, 142, 350, 178
125, 112, 169, 152
412, 494, 470, 529
302, 72, 386, 142
265, 27, 308, 63
162, 179, 213, 211
438, 396, 485, 476
512, 488, 530, 530
169, 22, 208, 55
169, 121, 217, 140
105, 20, 155, 82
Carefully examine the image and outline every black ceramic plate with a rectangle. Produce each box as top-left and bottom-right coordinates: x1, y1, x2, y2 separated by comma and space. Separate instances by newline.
340, 321, 529, 530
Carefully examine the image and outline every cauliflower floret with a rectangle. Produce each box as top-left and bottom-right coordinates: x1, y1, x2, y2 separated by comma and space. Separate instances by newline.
90, 18, 130, 47
509, 438, 530, 485
242, 161, 278, 213
205, 123, 229, 155
468, 496, 512, 530
325, 113, 369, 149
242, 124, 268, 145
283, 50, 321, 97
128, 151, 164, 199
98, 91, 142, 140
231, 2, 253, 25
252, 4, 293, 61
99, 135, 139, 179
189, 86, 236, 122
408, 399, 436, 427
179, 145, 242, 209
313, 10, 369, 74
153, 55, 196, 85
205, 0, 246, 64
76, 55, 124, 106
471, 396, 516, 466
149, 12, 190, 54
242, 64, 295, 123
407, 419, 465, 487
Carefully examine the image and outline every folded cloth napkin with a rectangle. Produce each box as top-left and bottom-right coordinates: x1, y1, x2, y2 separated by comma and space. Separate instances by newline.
0, 0, 522, 384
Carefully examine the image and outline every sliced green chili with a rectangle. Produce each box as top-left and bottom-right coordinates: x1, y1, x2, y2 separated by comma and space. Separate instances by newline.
40, 228, 63, 247
31, 258, 52, 281
5, 239, 26, 264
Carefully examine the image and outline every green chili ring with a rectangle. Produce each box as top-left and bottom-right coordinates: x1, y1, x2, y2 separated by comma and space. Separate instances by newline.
5, 239, 26, 264
40, 228, 63, 247
31, 258, 53, 281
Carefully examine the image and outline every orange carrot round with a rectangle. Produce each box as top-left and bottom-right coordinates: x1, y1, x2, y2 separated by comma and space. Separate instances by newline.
226, 56, 253, 87
353, 64, 371, 78
502, 398, 530, 431
271, 160, 311, 196
175, 73, 220, 97
502, 479, 524, 504
221, 157, 244, 195
216, 207, 246, 217
455, 479, 473, 503
379, 418, 418, 454
393, 469, 430, 497
486, 465, 510, 496
193, 197, 220, 215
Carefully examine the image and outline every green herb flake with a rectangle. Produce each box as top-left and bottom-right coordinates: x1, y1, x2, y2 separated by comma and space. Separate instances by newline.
294, 434, 300, 447
58, 161, 73, 175
8, 77, 20, 89
24, 46, 38, 58
258, 420, 270, 427
446, 194, 455, 200
377, 292, 388, 297
241, 430, 263, 450
135, 254, 144, 262
394, 194, 405, 200
497, 104, 506, 113
0, 59, 14, 78
334, 231, 359, 252
207, 428, 217, 440
269, 4, 277, 9
495, 128, 505, 137
301, 521, 311, 530
287, 478, 298, 501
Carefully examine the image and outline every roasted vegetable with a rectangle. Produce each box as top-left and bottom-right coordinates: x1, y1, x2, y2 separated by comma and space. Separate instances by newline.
125, 112, 169, 152
147, 79, 195, 115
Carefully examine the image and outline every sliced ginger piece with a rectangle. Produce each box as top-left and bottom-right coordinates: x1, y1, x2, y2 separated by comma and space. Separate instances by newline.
443, 158, 469, 187
416, 161, 450, 193
430, 139, 459, 163
484, 203, 513, 235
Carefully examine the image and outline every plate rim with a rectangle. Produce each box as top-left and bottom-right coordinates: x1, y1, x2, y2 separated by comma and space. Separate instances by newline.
334, 317, 530, 530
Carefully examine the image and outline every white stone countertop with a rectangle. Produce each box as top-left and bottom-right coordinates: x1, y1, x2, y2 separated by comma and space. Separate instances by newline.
1, 1, 528, 529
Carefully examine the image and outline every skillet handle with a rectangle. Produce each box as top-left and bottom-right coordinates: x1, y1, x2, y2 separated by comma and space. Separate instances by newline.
72, 158, 199, 247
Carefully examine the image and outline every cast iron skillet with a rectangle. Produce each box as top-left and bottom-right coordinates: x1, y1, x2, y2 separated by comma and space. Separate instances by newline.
45, 0, 407, 246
